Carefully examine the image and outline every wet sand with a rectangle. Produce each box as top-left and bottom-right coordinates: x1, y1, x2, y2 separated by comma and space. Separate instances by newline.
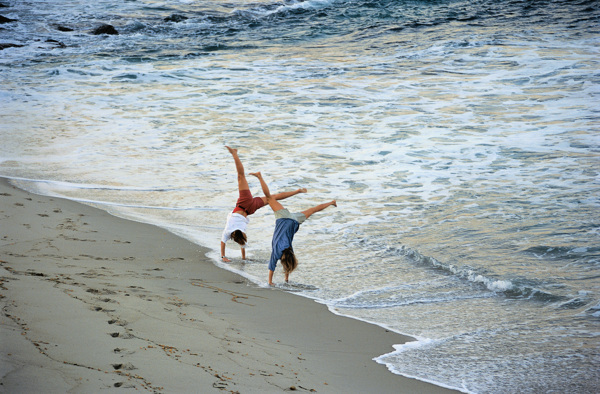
0, 177, 458, 393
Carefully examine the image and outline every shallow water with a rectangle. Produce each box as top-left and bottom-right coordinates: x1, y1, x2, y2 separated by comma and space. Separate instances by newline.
1, 0, 599, 392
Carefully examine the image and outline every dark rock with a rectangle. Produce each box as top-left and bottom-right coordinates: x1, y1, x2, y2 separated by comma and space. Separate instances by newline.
92, 24, 118, 35
46, 39, 66, 48
56, 25, 74, 32
0, 3, 9, 8
0, 43, 23, 50
0, 15, 17, 24
164, 14, 188, 23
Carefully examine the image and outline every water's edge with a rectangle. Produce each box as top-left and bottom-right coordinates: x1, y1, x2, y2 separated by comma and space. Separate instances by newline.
4, 175, 466, 393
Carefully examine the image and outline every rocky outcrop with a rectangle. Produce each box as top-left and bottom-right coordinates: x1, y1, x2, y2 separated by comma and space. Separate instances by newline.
0, 43, 23, 50
45, 38, 66, 48
0, 15, 17, 24
92, 24, 118, 35
164, 14, 188, 23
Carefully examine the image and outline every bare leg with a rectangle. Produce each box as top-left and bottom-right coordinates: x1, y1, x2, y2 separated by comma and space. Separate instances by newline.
259, 188, 307, 205
250, 172, 285, 212
271, 188, 307, 201
301, 200, 337, 220
226, 146, 249, 191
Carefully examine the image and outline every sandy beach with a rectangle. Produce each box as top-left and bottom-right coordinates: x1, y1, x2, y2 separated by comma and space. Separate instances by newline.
0, 177, 457, 393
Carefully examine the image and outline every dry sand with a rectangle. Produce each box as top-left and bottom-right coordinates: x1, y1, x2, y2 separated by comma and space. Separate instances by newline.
0, 177, 458, 393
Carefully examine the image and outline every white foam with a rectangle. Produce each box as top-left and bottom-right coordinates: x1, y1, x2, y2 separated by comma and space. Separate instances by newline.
2, 1, 599, 392
467, 272, 514, 292
374, 339, 471, 393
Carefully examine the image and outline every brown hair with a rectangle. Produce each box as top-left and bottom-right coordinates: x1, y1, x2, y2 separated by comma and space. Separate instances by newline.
231, 230, 247, 246
280, 247, 298, 274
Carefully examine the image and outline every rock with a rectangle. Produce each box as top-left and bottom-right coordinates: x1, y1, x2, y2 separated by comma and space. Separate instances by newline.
0, 15, 17, 24
56, 25, 74, 32
0, 43, 23, 50
46, 39, 66, 48
92, 24, 118, 35
164, 14, 188, 23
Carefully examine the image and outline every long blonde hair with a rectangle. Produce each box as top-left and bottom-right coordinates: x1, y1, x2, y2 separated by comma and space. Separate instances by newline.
280, 247, 298, 274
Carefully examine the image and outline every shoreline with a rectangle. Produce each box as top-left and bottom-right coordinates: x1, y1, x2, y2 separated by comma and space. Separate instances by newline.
0, 177, 459, 393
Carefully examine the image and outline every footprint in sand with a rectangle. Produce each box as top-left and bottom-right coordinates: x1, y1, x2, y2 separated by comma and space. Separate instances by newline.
108, 319, 128, 327
92, 303, 116, 312
112, 362, 136, 371
109, 331, 134, 339
113, 347, 135, 355
127, 285, 146, 293
87, 287, 117, 296
113, 381, 136, 388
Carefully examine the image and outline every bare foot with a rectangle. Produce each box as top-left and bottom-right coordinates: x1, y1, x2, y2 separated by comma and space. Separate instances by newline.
298, 188, 307, 193
331, 200, 337, 207
225, 146, 237, 155
249, 172, 261, 178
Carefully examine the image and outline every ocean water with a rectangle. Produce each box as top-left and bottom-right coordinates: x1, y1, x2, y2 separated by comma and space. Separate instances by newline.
1, 0, 599, 392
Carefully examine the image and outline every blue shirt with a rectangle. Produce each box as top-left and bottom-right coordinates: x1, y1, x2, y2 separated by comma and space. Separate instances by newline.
268, 218, 300, 271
